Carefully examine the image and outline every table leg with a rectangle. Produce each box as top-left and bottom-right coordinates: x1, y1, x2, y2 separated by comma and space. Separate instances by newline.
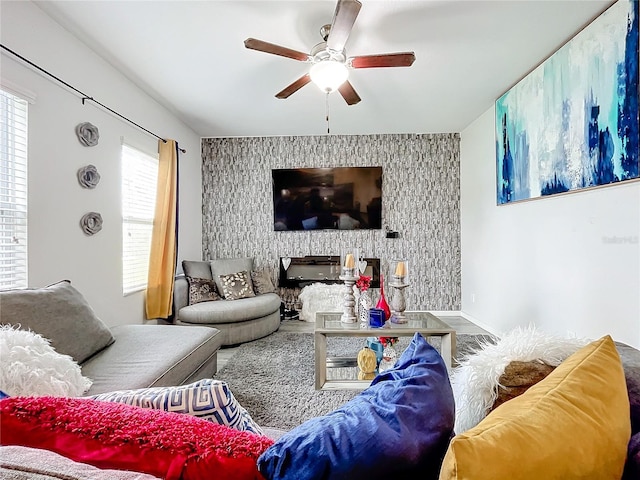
440, 332, 456, 371
315, 331, 327, 390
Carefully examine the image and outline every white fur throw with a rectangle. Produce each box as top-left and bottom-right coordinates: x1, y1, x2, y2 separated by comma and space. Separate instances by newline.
0, 325, 92, 397
298, 283, 346, 322
451, 325, 589, 434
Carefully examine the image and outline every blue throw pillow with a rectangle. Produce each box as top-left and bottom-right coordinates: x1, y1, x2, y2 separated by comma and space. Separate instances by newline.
257, 333, 455, 480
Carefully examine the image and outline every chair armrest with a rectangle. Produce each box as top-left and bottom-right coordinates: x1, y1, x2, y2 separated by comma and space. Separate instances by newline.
173, 274, 189, 318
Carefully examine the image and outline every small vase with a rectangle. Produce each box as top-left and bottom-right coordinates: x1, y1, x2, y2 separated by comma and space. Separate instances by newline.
366, 337, 384, 367
358, 289, 372, 327
376, 274, 391, 321
378, 345, 397, 373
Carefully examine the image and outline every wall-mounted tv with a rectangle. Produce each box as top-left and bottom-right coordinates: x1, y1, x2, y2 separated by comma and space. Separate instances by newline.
272, 167, 382, 231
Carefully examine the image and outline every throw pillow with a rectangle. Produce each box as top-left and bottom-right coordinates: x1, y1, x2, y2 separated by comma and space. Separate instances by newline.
258, 333, 455, 480
0, 325, 92, 397
89, 379, 263, 434
251, 269, 277, 295
439, 335, 631, 480
210, 257, 254, 295
219, 271, 256, 300
186, 276, 221, 304
0, 280, 114, 364
490, 360, 555, 410
0, 396, 273, 480
450, 324, 588, 433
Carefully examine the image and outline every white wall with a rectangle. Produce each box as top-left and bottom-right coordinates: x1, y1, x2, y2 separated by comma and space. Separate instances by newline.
0, 1, 202, 326
460, 106, 640, 348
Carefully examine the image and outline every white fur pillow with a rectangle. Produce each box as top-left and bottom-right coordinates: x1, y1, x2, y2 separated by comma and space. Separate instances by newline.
0, 325, 92, 396
298, 283, 346, 322
450, 325, 589, 434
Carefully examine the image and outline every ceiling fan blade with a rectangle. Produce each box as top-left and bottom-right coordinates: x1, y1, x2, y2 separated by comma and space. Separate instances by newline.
349, 52, 416, 69
338, 80, 361, 105
244, 38, 309, 62
326, 0, 362, 52
275, 74, 312, 99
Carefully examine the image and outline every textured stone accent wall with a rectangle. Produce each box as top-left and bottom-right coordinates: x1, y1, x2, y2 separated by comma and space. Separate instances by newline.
201, 134, 460, 310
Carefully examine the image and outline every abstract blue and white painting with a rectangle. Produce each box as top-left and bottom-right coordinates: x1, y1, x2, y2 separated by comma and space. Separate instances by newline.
496, 0, 639, 204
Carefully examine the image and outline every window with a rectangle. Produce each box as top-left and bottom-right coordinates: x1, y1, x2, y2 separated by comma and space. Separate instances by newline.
0, 89, 28, 290
121, 144, 158, 294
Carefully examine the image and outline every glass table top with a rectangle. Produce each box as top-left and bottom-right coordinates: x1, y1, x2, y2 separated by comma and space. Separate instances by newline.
315, 311, 454, 334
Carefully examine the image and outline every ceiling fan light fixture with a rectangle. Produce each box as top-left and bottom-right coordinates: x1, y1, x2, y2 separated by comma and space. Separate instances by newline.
309, 60, 349, 93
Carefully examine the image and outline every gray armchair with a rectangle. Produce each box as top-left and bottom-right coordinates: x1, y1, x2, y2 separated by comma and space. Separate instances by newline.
173, 258, 281, 346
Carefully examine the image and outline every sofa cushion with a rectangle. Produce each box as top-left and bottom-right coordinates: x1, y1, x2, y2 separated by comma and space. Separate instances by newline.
617, 342, 640, 480
0, 325, 92, 397
187, 276, 221, 304
219, 271, 256, 300
179, 293, 281, 325
0, 445, 161, 480
624, 432, 640, 480
182, 260, 212, 279
0, 280, 115, 364
439, 335, 631, 480
616, 342, 640, 435
89, 379, 263, 434
0, 396, 272, 480
81, 325, 223, 396
257, 333, 455, 480
210, 257, 253, 294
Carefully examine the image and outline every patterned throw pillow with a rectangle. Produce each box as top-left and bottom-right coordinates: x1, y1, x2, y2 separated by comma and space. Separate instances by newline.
186, 277, 221, 305
251, 270, 277, 295
90, 379, 263, 434
219, 271, 256, 300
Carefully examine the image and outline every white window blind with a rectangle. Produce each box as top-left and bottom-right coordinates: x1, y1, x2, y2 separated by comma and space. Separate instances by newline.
121, 144, 158, 295
0, 89, 28, 290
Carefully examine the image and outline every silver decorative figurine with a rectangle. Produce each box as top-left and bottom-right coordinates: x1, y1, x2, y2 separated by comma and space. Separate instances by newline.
389, 260, 410, 324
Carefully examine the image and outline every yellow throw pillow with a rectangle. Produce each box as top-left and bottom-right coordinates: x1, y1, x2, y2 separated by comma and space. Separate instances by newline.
439, 335, 630, 480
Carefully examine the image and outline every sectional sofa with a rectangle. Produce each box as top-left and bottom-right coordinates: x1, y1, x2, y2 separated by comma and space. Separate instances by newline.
1, 332, 640, 479
0, 280, 224, 395
1, 280, 639, 479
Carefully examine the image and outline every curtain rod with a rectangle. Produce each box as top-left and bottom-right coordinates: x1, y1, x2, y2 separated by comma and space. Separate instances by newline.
1, 44, 186, 154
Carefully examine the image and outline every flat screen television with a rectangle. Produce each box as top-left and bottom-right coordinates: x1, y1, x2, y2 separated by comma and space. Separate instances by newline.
272, 167, 382, 231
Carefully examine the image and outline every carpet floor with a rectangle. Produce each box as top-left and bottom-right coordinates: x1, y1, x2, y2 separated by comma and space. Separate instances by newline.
215, 331, 492, 430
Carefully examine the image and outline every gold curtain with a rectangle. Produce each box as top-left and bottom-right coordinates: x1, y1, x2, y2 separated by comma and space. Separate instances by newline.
145, 139, 178, 319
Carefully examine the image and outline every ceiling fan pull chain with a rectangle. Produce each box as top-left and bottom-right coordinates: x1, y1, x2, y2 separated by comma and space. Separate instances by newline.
326, 92, 330, 134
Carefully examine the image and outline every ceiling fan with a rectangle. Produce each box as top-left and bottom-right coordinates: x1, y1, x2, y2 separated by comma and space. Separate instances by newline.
244, 0, 416, 105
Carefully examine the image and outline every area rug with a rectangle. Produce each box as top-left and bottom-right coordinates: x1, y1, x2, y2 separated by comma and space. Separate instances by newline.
215, 331, 493, 429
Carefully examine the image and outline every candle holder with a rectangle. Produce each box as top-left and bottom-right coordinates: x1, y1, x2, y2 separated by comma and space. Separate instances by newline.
389, 260, 410, 324
340, 248, 359, 278
338, 272, 359, 324
339, 247, 359, 324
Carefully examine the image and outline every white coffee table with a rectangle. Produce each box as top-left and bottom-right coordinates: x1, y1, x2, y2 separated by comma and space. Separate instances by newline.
314, 311, 456, 390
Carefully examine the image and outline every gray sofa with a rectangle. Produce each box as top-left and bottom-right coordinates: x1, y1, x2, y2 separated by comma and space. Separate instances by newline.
0, 280, 223, 396
173, 258, 281, 346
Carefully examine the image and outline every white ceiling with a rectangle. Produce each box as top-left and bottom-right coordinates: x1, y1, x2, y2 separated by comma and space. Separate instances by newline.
34, 0, 612, 138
